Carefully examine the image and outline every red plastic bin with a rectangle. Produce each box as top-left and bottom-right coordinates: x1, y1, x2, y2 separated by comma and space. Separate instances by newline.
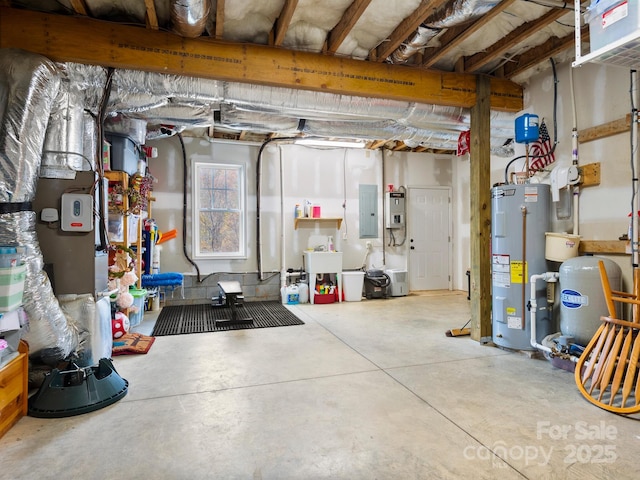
313, 293, 335, 304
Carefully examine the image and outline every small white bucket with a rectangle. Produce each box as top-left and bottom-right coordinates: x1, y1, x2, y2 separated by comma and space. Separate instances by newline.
545, 232, 580, 262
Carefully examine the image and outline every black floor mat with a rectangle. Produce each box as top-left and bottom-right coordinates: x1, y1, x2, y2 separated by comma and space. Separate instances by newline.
151, 302, 305, 336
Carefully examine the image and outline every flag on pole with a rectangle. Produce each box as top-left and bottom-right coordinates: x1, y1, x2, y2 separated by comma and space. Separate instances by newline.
529, 119, 555, 172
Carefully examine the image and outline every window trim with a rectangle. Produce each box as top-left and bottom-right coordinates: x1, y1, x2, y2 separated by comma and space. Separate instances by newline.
192, 161, 246, 259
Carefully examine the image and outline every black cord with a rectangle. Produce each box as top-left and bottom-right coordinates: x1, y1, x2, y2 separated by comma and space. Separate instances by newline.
96, 67, 114, 251
177, 132, 201, 281
256, 136, 300, 279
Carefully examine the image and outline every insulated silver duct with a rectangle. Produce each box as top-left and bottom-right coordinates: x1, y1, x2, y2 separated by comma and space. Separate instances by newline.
41, 65, 87, 177
171, 0, 209, 38
57, 62, 515, 155
0, 49, 60, 202
0, 49, 78, 361
390, 0, 501, 64
0, 212, 77, 362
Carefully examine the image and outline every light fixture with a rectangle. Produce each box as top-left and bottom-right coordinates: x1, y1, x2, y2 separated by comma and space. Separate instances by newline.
294, 138, 366, 149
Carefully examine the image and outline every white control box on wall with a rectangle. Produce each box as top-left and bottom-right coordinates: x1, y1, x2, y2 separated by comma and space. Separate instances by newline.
61, 193, 94, 232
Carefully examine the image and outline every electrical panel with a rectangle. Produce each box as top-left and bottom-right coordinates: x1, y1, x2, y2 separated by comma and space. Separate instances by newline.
359, 184, 378, 238
61, 193, 94, 232
385, 191, 405, 229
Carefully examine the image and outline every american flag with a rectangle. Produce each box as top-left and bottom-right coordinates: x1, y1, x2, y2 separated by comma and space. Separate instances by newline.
529, 119, 555, 172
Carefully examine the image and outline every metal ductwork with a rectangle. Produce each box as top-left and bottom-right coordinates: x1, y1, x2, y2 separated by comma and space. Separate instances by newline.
0, 49, 79, 362
53, 60, 515, 155
389, 0, 502, 64
171, 0, 210, 38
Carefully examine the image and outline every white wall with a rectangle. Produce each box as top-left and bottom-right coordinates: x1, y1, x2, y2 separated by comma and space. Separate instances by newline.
490, 61, 636, 289
147, 137, 460, 288
149, 57, 640, 294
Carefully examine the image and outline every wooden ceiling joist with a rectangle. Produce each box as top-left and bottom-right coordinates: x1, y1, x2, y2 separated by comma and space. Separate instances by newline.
326, 0, 372, 54
374, 0, 449, 62
0, 7, 523, 112
273, 0, 299, 46
422, 0, 516, 69
464, 7, 569, 73
502, 27, 586, 79
144, 0, 159, 30
69, 0, 89, 16
215, 0, 225, 38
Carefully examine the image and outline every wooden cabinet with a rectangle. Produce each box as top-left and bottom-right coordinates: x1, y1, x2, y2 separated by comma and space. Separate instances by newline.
0, 340, 28, 439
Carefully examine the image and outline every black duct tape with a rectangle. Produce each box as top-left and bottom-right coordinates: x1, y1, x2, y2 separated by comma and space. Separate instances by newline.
0, 202, 32, 213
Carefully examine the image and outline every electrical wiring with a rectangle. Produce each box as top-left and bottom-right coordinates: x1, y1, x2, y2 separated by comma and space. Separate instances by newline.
177, 132, 201, 282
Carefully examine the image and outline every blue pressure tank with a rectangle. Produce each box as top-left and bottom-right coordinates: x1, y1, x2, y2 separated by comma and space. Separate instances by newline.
515, 113, 539, 144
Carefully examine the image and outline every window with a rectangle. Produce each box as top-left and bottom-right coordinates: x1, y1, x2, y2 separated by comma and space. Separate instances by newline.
193, 162, 245, 258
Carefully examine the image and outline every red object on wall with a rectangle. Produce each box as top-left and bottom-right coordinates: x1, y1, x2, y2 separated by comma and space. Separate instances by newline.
457, 130, 470, 156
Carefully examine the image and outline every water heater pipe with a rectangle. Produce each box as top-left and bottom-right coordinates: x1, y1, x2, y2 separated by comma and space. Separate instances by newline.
280, 146, 287, 290
521, 205, 528, 328
570, 62, 580, 236
632, 70, 639, 268
529, 272, 579, 362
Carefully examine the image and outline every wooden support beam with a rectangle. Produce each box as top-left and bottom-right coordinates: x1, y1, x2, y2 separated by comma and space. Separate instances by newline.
327, 0, 372, 54
374, 0, 449, 62
273, 0, 298, 47
0, 7, 523, 111
578, 114, 633, 143
469, 75, 492, 344
578, 162, 600, 187
579, 240, 629, 255
464, 8, 568, 73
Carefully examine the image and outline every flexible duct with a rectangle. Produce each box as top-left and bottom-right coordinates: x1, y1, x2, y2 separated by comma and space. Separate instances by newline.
34, 60, 516, 155
0, 49, 78, 362
40, 64, 87, 176
389, 0, 501, 64
171, 0, 210, 38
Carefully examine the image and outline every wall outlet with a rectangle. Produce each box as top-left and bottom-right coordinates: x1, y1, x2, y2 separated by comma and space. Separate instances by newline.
343, 232, 348, 240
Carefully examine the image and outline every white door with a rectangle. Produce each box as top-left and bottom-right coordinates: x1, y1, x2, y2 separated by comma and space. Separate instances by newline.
408, 187, 451, 291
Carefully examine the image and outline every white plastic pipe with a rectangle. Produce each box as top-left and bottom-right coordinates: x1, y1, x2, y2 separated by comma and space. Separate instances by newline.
529, 272, 579, 362
280, 146, 287, 290
570, 64, 580, 236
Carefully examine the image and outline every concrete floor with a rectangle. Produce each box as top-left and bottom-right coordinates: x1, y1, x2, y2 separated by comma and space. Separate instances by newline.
1, 291, 639, 479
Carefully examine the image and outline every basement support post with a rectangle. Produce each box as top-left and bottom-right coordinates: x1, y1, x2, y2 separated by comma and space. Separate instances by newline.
470, 75, 492, 343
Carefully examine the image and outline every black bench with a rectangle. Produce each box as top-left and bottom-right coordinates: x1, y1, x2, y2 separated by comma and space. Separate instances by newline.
213, 281, 253, 325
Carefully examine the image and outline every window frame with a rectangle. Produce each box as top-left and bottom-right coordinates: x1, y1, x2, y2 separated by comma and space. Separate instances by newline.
192, 161, 247, 259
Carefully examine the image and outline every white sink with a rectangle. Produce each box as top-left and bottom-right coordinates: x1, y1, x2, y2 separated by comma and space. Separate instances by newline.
304, 251, 343, 273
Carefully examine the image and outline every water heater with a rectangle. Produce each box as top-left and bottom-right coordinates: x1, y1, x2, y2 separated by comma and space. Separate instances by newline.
491, 184, 555, 350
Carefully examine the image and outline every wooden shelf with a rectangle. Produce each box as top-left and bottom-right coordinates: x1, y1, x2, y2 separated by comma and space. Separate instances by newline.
579, 240, 629, 255
105, 170, 144, 288
294, 217, 342, 230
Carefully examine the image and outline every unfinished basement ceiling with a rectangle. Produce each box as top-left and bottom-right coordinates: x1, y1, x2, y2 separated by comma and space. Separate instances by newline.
1, 0, 583, 153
